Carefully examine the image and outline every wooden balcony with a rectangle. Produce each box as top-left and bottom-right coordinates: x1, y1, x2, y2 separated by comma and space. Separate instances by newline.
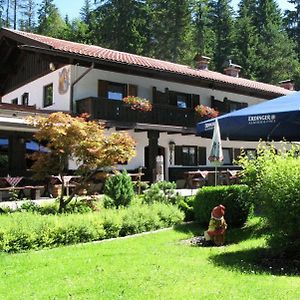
76, 97, 203, 129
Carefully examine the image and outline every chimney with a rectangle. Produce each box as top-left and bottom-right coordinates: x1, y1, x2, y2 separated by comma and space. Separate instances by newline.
194, 54, 211, 70
224, 60, 242, 78
279, 79, 294, 91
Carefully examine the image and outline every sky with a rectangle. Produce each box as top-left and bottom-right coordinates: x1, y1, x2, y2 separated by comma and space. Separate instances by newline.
43, 0, 295, 21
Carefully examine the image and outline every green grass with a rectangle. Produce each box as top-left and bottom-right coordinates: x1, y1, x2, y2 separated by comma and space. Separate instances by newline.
1, 218, 300, 299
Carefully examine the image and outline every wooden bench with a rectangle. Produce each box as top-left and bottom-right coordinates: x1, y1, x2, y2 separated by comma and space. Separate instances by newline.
0, 185, 44, 201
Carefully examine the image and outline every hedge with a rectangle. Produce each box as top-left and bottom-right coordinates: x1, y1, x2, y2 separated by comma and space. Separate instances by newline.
0, 203, 184, 253
193, 185, 251, 228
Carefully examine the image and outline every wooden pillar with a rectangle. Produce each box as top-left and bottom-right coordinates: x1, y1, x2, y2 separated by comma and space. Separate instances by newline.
147, 130, 159, 182
8, 135, 26, 175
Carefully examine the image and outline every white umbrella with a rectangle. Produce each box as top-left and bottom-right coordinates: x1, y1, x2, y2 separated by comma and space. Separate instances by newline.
208, 119, 223, 185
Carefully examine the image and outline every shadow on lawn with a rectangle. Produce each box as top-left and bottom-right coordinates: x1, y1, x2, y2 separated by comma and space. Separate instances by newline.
226, 219, 267, 245
174, 222, 204, 236
209, 247, 300, 276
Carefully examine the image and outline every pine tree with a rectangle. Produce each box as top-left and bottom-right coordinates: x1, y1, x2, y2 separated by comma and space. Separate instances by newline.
232, 0, 258, 79
36, 0, 68, 38
0, 0, 5, 27
285, 0, 300, 59
147, 0, 193, 63
19, 0, 36, 31
80, 0, 93, 24
208, 0, 234, 72
255, 0, 299, 83
192, 0, 215, 60
92, 0, 149, 55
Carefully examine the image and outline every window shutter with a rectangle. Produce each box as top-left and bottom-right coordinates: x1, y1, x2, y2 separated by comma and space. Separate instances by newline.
198, 147, 207, 165
212, 98, 227, 114
152, 87, 157, 103
228, 148, 233, 164
98, 80, 108, 98
169, 91, 177, 106
128, 84, 138, 96
192, 94, 200, 108
175, 146, 182, 165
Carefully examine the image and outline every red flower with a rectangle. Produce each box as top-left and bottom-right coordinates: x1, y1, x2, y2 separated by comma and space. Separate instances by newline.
195, 104, 219, 118
123, 96, 152, 112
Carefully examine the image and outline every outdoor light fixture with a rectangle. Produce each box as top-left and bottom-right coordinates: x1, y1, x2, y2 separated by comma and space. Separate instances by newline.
169, 141, 175, 165
49, 62, 56, 71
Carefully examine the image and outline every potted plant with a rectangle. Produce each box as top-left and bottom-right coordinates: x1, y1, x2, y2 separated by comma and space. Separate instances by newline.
123, 96, 152, 112
195, 104, 219, 119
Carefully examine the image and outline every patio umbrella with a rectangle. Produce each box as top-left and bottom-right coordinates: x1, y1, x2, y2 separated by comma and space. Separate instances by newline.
196, 91, 300, 141
208, 119, 223, 185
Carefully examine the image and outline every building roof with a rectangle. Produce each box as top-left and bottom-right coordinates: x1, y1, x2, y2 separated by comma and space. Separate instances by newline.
1, 28, 291, 97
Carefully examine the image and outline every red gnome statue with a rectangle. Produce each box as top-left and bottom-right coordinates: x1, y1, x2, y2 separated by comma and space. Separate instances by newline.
204, 205, 227, 246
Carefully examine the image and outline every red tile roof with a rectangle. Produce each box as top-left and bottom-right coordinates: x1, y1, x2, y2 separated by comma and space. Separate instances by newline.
4, 28, 291, 96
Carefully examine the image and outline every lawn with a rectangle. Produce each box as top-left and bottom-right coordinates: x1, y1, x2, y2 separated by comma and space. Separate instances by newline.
1, 219, 299, 300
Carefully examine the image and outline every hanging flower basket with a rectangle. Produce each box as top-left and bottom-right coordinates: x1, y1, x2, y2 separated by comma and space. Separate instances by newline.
123, 96, 152, 112
195, 104, 219, 119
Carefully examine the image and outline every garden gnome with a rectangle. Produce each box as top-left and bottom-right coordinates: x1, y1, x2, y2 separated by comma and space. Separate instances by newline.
204, 204, 227, 246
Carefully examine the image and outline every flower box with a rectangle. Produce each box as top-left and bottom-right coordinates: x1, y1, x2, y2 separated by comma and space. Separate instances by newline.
123, 96, 152, 112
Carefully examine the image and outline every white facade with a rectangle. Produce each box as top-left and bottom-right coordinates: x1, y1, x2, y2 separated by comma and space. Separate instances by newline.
2, 64, 267, 180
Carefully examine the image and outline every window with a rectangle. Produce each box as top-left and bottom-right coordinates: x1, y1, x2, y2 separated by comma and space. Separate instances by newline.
43, 84, 53, 107
107, 82, 126, 101
22, 93, 29, 106
175, 146, 206, 166
175, 146, 197, 166
169, 91, 190, 108
222, 148, 233, 165
176, 94, 188, 108
11, 98, 18, 105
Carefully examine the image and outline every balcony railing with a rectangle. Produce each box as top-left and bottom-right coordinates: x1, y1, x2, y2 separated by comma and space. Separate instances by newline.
76, 97, 204, 128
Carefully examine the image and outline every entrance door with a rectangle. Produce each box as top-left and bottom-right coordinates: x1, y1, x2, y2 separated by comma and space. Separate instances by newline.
144, 146, 165, 182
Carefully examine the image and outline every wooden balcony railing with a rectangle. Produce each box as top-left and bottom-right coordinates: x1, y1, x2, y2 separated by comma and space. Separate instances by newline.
76, 97, 204, 128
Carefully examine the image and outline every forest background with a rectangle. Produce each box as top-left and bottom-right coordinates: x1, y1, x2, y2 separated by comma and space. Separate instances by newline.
1, 0, 300, 88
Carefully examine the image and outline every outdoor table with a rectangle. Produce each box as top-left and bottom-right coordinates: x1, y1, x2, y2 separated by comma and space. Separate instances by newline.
227, 170, 240, 184
184, 170, 231, 188
184, 171, 208, 188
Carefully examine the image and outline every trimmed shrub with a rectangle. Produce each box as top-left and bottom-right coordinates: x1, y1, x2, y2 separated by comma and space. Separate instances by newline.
178, 196, 195, 221
104, 171, 134, 208
143, 181, 181, 205
0, 203, 184, 252
193, 185, 251, 228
